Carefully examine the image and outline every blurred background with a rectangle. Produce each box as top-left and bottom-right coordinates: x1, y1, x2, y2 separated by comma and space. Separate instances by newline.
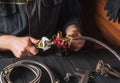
79, 0, 120, 50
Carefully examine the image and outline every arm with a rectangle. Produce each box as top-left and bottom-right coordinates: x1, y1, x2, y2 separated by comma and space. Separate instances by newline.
0, 35, 39, 58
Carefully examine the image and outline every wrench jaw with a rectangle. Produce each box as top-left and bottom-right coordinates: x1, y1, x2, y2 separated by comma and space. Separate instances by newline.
95, 60, 120, 78
35, 31, 70, 56
95, 60, 109, 77
35, 37, 52, 51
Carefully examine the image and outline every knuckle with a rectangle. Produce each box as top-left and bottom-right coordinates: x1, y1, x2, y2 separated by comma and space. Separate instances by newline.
25, 36, 30, 39
21, 48, 26, 52
30, 47, 39, 55
16, 52, 23, 58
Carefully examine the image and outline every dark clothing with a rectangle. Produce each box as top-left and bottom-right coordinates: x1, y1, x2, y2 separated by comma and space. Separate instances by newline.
0, 0, 81, 38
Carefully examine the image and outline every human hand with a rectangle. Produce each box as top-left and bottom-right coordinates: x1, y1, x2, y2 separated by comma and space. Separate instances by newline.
65, 25, 86, 51
7, 36, 39, 58
104, 0, 120, 22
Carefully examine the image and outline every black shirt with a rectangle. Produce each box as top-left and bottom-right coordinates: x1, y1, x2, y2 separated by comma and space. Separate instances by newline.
0, 0, 81, 38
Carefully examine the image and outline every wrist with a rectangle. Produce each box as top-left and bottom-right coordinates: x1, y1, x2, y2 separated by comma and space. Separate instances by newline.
0, 35, 16, 51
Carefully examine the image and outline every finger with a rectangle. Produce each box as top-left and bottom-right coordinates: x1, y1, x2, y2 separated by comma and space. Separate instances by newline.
29, 46, 39, 55
15, 51, 26, 58
69, 40, 86, 51
26, 51, 34, 56
29, 37, 40, 44
20, 49, 34, 57
104, 0, 110, 10
113, 16, 118, 22
107, 7, 113, 17
106, 1, 113, 17
104, 0, 114, 10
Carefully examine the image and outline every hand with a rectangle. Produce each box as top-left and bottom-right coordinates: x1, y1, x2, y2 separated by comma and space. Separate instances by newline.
104, 0, 120, 22
65, 25, 86, 51
7, 36, 39, 58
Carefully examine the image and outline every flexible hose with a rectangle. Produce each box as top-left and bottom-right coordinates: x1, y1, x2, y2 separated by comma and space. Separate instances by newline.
72, 36, 120, 61
0, 60, 58, 83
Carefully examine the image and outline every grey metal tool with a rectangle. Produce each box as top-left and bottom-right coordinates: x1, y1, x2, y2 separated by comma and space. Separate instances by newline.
96, 60, 120, 78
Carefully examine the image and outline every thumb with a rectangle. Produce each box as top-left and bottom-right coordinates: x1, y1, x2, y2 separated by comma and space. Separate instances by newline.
29, 37, 40, 44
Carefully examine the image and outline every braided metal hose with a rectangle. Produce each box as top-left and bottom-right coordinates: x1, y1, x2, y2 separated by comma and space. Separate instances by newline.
0, 60, 59, 83
72, 36, 120, 61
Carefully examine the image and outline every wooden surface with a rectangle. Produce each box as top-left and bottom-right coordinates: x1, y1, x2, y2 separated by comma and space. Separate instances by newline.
95, 0, 120, 47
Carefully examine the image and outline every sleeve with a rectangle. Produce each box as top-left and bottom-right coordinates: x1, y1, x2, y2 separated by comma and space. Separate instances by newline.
58, 0, 82, 33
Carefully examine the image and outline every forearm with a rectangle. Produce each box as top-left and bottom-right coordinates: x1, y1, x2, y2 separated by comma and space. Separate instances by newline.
0, 35, 15, 51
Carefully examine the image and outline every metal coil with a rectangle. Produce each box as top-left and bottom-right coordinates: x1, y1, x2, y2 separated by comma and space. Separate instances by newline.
0, 60, 59, 83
